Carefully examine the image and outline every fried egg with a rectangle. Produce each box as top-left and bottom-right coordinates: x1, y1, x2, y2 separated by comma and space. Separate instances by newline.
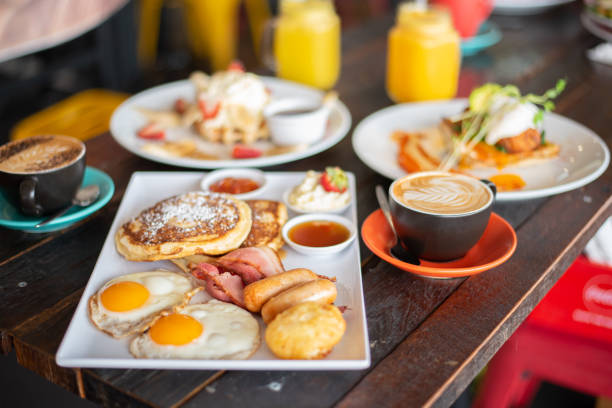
89, 270, 197, 338
129, 300, 260, 359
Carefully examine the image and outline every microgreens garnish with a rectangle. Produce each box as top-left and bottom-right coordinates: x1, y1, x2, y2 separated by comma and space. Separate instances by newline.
439, 79, 566, 171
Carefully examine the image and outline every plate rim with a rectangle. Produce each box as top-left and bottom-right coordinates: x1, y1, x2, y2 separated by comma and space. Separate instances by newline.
110, 77, 352, 169
351, 99, 610, 201
361, 209, 517, 278
581, 10, 612, 42
0, 166, 115, 229
56, 170, 370, 370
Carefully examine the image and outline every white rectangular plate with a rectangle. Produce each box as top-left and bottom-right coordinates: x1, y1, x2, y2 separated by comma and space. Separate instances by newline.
56, 171, 370, 370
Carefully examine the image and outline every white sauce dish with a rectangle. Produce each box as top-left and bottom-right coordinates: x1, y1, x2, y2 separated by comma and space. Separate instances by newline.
200, 168, 267, 200
264, 97, 331, 146
282, 213, 356, 256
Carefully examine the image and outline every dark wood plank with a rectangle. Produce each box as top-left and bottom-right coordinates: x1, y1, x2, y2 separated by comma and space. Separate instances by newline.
81, 369, 221, 408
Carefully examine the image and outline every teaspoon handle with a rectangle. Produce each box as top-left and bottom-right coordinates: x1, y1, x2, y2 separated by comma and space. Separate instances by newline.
34, 205, 72, 228
375, 185, 398, 237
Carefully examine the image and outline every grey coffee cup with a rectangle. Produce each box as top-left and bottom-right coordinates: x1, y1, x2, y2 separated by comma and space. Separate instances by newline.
0, 135, 86, 217
389, 171, 496, 261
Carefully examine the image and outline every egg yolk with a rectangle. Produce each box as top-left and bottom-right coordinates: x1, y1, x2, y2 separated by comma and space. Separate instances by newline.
101, 281, 150, 312
149, 314, 203, 346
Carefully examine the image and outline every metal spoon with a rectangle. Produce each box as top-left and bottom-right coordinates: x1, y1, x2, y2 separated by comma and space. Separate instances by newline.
375, 185, 420, 265
34, 185, 100, 228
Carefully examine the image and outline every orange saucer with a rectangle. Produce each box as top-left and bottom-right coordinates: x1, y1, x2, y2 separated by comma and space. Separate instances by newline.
361, 210, 517, 278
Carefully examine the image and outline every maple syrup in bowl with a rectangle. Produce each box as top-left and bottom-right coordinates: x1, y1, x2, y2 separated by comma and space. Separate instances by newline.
282, 213, 356, 256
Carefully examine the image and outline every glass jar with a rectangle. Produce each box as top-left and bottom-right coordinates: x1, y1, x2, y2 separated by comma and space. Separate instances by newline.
270, 0, 340, 90
386, 3, 460, 103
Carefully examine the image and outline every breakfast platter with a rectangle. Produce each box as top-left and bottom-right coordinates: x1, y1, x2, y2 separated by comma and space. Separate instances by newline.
110, 76, 351, 169
352, 99, 610, 201
56, 171, 370, 370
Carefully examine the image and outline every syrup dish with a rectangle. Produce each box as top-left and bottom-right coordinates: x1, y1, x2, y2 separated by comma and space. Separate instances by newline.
282, 213, 356, 256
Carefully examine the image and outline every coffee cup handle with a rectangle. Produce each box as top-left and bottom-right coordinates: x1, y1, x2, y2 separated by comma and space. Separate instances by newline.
19, 178, 43, 217
480, 179, 497, 199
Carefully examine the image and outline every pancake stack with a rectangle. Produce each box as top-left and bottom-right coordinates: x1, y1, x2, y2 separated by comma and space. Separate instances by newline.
115, 192, 287, 262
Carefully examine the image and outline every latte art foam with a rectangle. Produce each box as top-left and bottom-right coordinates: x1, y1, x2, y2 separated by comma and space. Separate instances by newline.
0, 135, 84, 174
393, 174, 491, 215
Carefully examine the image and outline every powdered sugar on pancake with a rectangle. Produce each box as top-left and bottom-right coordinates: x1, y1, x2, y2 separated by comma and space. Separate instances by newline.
133, 192, 239, 245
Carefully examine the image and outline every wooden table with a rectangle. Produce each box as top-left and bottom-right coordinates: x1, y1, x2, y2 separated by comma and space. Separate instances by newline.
1, 3, 611, 407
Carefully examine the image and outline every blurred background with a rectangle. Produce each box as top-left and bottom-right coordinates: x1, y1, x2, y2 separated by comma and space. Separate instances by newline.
1, 0, 611, 407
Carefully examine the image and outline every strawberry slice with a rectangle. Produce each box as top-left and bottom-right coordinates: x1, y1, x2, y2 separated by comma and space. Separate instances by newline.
174, 98, 187, 114
227, 60, 245, 72
320, 167, 348, 193
232, 144, 262, 159
137, 123, 165, 140
198, 98, 221, 119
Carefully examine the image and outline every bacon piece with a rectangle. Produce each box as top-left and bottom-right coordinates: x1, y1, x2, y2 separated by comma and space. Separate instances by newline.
191, 263, 245, 307
218, 247, 284, 280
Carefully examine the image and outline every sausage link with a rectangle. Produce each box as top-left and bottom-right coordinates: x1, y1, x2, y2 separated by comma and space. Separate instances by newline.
243, 268, 317, 312
261, 278, 337, 324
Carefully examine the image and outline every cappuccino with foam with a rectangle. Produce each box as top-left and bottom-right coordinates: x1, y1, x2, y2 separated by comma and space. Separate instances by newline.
0, 135, 84, 174
0, 135, 86, 216
392, 172, 492, 215
389, 171, 496, 261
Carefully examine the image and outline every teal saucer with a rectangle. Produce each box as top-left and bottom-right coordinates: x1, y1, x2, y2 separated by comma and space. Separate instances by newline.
0, 166, 114, 233
461, 21, 502, 57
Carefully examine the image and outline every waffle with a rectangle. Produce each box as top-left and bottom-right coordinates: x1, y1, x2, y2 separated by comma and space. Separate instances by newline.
115, 192, 252, 261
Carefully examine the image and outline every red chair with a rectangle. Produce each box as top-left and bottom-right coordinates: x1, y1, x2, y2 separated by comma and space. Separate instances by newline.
473, 255, 612, 408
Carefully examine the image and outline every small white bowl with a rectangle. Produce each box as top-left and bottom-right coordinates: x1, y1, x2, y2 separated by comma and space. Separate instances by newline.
282, 188, 351, 214
282, 213, 356, 256
200, 168, 266, 200
264, 97, 331, 146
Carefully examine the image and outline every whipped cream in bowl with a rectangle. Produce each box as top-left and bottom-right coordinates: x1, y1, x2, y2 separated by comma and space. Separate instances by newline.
283, 170, 350, 214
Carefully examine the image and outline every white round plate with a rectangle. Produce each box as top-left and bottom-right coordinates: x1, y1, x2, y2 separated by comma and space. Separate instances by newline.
493, 0, 575, 15
581, 11, 612, 42
110, 77, 351, 169
351, 99, 610, 201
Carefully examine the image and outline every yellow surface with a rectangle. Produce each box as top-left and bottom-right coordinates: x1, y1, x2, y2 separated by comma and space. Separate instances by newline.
11, 89, 128, 141
386, 4, 460, 103
274, 0, 340, 90
137, 0, 164, 66
184, 0, 241, 71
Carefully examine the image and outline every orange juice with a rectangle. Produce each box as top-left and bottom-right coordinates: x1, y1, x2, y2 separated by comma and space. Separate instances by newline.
386, 4, 460, 102
274, 0, 340, 89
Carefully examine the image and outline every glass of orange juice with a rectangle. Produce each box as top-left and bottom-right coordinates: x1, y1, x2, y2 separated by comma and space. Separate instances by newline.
262, 0, 340, 90
386, 3, 460, 103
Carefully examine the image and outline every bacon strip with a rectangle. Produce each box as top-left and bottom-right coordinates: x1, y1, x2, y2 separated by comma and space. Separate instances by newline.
190, 246, 284, 308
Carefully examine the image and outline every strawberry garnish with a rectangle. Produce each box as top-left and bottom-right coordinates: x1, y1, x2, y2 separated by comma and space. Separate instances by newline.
320, 167, 348, 193
227, 60, 245, 72
198, 98, 221, 119
137, 123, 165, 140
232, 144, 262, 159
174, 98, 187, 114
